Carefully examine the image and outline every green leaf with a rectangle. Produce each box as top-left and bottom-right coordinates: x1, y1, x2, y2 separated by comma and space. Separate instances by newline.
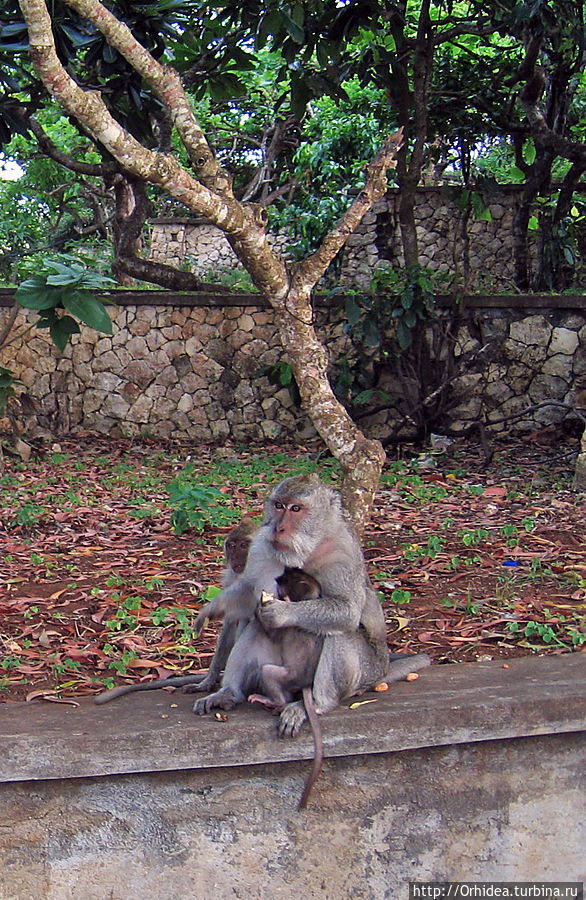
16, 276, 63, 310
524, 143, 536, 165
396, 320, 412, 350
45, 261, 85, 286
62, 291, 113, 334
509, 166, 526, 183
279, 10, 305, 43
354, 389, 375, 405
345, 296, 363, 326
528, 215, 539, 231
50, 316, 80, 353
362, 317, 380, 347
403, 309, 417, 328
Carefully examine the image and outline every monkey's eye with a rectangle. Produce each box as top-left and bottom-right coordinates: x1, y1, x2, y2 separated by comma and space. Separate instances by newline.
290, 504, 302, 513
274, 501, 285, 510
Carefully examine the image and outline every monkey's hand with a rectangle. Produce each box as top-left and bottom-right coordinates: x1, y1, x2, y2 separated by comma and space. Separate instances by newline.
256, 596, 294, 631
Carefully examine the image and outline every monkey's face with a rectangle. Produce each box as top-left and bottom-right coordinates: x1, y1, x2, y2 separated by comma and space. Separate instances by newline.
270, 499, 308, 553
225, 538, 251, 574
266, 475, 341, 566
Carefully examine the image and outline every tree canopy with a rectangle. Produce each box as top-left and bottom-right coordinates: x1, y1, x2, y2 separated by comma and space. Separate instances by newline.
1, 1, 585, 289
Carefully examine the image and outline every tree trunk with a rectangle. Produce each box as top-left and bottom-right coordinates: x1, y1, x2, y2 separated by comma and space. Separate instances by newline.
575, 423, 586, 490
18, 0, 402, 529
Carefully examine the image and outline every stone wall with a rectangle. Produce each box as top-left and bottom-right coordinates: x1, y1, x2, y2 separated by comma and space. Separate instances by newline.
149, 218, 290, 283
0, 292, 584, 443
343, 186, 530, 291
1, 655, 584, 899
149, 186, 530, 292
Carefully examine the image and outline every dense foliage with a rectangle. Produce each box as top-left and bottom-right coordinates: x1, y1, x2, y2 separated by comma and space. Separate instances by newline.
1, 1, 585, 290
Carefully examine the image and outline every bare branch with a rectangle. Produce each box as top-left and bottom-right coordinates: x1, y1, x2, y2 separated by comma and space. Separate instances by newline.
294, 130, 403, 286
62, 0, 233, 196
521, 98, 586, 165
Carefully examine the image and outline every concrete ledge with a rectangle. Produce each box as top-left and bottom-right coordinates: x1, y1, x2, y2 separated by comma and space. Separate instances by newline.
1, 656, 584, 898
1, 288, 585, 310
1, 654, 584, 784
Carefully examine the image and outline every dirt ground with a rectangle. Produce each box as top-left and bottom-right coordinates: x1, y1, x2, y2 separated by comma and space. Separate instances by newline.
0, 429, 584, 704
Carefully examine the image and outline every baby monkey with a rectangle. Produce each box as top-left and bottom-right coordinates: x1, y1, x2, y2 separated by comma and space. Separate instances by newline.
249, 566, 324, 810
94, 519, 257, 705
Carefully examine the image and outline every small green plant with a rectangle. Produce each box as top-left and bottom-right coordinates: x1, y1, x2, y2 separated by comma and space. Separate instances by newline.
107, 649, 139, 675
403, 535, 444, 562
167, 467, 241, 535
106, 574, 126, 588
105, 596, 142, 632
390, 588, 412, 605
1, 655, 22, 669
144, 577, 165, 592
506, 618, 583, 649
260, 361, 301, 406
458, 528, 490, 547
23, 605, 39, 621
52, 658, 82, 678
0, 365, 20, 415
9, 503, 46, 530
500, 524, 519, 545
201, 585, 222, 601
151, 606, 171, 626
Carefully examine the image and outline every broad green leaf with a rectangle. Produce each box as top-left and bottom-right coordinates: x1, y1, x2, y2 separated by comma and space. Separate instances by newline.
363, 317, 380, 347
16, 276, 64, 310
528, 215, 539, 231
47, 271, 84, 286
396, 320, 412, 350
279, 10, 305, 43
509, 166, 526, 183
524, 143, 536, 165
62, 291, 113, 334
345, 296, 363, 326
354, 389, 375, 405
50, 316, 80, 353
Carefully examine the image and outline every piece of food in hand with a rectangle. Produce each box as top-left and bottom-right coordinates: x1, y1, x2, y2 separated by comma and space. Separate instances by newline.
260, 590, 277, 604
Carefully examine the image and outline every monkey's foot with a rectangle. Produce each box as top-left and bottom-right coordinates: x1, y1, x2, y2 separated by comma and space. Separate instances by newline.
278, 700, 307, 738
192, 689, 239, 715
183, 675, 218, 694
248, 693, 283, 710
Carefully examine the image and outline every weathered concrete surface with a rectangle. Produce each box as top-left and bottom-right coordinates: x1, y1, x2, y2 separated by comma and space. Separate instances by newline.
0, 656, 584, 900
1, 654, 584, 782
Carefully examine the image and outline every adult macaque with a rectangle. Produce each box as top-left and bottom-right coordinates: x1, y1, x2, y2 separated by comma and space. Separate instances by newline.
94, 518, 258, 705
193, 475, 429, 737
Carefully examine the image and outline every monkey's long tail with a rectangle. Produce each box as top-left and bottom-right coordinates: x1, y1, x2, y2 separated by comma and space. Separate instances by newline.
386, 651, 431, 682
94, 674, 206, 705
298, 687, 323, 811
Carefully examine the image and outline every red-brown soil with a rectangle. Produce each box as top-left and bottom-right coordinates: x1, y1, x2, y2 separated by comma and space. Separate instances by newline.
1, 431, 584, 704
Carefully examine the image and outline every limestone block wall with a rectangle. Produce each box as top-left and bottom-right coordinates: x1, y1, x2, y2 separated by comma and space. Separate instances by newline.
149, 218, 291, 281
0, 292, 584, 443
443, 305, 586, 432
342, 186, 528, 291
149, 187, 529, 292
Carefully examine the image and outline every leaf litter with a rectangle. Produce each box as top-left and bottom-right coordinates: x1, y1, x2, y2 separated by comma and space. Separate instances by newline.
0, 429, 584, 703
